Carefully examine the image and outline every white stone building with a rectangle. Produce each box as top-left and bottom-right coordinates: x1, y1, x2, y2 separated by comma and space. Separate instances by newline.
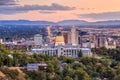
31, 45, 92, 58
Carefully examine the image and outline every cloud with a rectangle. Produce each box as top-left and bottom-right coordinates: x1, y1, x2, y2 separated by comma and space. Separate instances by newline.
0, 3, 75, 14
39, 11, 56, 14
78, 11, 120, 20
0, 0, 17, 5
79, 8, 95, 10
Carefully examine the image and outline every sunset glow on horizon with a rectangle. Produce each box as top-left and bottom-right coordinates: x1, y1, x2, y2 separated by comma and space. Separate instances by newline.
0, 0, 120, 22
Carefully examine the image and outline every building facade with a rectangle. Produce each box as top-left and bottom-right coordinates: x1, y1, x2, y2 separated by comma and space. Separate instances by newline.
27, 62, 47, 71
34, 34, 43, 45
31, 46, 92, 58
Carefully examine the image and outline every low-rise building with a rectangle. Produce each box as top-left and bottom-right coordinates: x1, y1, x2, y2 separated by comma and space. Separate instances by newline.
31, 45, 92, 58
82, 42, 95, 48
27, 62, 47, 71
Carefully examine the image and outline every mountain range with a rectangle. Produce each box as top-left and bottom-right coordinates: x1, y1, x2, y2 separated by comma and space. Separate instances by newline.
0, 20, 120, 26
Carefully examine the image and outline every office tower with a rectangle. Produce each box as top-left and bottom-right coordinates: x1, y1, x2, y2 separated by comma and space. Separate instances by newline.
47, 26, 51, 42
63, 31, 69, 44
68, 31, 72, 44
90, 34, 98, 48
97, 36, 106, 47
34, 34, 43, 45
47, 26, 51, 37
71, 26, 78, 45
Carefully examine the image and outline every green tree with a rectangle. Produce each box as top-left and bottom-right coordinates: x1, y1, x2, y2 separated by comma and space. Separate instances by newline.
64, 76, 73, 80
114, 75, 120, 80
72, 62, 84, 70
47, 63, 54, 73
78, 50, 82, 57
74, 68, 89, 80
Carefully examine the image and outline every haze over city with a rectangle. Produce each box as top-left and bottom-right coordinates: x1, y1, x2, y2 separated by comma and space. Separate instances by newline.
1, 0, 120, 22
1, 0, 120, 80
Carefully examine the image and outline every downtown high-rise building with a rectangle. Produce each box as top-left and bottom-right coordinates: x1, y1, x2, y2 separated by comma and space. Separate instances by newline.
34, 34, 43, 45
63, 31, 69, 44
67, 26, 79, 45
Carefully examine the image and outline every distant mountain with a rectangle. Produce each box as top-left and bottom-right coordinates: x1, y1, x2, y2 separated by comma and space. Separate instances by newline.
89, 20, 120, 25
0, 20, 120, 26
57, 20, 88, 25
0, 20, 55, 26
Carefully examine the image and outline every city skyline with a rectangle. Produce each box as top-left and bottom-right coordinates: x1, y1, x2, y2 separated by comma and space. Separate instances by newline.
0, 0, 120, 22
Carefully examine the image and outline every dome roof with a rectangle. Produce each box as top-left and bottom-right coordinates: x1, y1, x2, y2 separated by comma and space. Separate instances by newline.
56, 36, 64, 42
55, 35, 65, 46
55, 28, 65, 46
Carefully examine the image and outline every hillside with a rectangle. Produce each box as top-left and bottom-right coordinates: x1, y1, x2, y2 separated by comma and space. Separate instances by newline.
1, 20, 120, 26
0, 67, 26, 80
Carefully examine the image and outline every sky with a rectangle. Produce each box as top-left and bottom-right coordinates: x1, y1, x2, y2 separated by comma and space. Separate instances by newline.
0, 0, 120, 22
